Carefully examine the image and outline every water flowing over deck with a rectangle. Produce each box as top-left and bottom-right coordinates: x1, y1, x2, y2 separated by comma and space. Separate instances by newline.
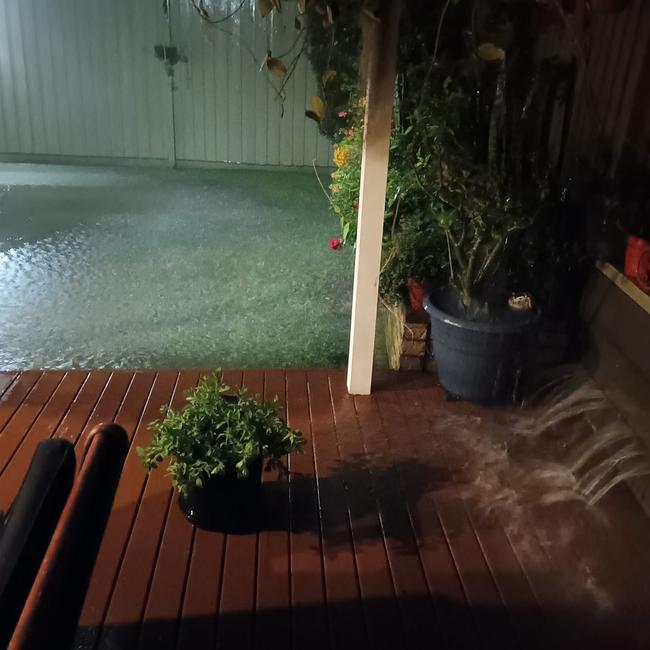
1, 369, 649, 649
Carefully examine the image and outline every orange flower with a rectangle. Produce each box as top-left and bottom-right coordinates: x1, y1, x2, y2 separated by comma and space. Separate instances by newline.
333, 145, 351, 167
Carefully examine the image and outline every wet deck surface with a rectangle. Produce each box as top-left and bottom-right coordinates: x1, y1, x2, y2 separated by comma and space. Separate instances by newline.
1, 369, 649, 649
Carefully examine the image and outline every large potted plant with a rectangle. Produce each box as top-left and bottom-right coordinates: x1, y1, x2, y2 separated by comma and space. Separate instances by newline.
138, 374, 303, 531
414, 4, 567, 403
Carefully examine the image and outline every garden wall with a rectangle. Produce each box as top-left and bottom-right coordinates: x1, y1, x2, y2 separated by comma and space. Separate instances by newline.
539, 0, 650, 176
581, 262, 650, 511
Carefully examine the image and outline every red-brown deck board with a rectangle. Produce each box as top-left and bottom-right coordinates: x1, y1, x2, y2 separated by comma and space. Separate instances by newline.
1, 369, 650, 650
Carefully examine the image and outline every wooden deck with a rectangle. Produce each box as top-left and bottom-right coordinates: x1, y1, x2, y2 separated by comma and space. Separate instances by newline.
1, 369, 650, 649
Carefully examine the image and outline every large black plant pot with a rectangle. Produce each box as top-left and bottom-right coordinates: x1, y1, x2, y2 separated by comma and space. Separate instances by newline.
423, 292, 536, 404
178, 457, 263, 533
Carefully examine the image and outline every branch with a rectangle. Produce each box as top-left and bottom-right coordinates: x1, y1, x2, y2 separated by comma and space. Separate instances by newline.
445, 231, 455, 281
419, 0, 452, 108
412, 162, 463, 215
190, 0, 246, 24
457, 223, 466, 249
412, 164, 436, 202
446, 225, 467, 273
312, 159, 334, 205
464, 233, 482, 292
274, 39, 307, 117
275, 27, 306, 60
475, 235, 503, 285
390, 192, 402, 239
380, 243, 399, 275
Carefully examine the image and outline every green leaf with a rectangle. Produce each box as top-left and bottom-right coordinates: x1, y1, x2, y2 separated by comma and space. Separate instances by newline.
138, 372, 303, 495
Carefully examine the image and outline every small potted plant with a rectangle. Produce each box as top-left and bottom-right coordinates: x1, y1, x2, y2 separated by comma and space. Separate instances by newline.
138, 373, 303, 532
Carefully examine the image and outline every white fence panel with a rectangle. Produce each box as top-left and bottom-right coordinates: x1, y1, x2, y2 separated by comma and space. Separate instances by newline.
0, 0, 173, 161
0, 0, 331, 167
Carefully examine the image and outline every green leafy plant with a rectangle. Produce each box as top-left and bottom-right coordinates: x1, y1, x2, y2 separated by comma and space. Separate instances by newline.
328, 93, 446, 303
138, 373, 303, 495
410, 84, 542, 309
394, 1, 573, 312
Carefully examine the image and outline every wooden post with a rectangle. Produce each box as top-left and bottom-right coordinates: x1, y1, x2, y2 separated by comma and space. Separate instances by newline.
347, 0, 401, 395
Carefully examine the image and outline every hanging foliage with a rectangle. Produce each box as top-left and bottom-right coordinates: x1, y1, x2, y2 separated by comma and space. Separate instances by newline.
184, 0, 584, 311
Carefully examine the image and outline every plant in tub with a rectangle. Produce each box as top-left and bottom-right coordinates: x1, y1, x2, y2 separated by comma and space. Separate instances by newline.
138, 373, 303, 531
410, 2, 573, 403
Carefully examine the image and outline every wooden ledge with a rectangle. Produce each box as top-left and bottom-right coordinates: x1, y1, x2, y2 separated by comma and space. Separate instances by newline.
596, 260, 650, 315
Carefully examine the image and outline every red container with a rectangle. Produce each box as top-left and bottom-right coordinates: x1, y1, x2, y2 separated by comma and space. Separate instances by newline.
624, 235, 650, 292
407, 278, 426, 312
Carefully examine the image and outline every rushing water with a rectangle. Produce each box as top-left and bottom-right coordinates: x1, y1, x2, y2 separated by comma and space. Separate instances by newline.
0, 163, 354, 369
457, 366, 650, 511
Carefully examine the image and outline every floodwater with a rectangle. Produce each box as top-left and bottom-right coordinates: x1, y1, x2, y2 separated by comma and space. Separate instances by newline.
0, 163, 354, 369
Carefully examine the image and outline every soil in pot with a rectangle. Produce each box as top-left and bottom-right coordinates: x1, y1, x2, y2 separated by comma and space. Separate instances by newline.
179, 457, 263, 533
424, 288, 537, 404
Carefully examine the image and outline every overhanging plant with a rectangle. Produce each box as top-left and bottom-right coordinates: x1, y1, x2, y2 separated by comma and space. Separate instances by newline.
138, 373, 303, 496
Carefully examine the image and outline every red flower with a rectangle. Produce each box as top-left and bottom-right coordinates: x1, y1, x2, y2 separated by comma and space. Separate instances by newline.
338, 110, 348, 118
329, 238, 343, 250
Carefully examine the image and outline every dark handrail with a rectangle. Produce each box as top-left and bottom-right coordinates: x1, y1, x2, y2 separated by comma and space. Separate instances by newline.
0, 439, 75, 649
8, 424, 129, 650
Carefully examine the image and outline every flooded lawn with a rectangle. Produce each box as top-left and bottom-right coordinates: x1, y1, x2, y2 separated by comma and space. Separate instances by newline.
0, 163, 355, 369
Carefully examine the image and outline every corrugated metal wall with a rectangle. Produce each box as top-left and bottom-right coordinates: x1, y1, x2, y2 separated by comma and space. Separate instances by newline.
566, 0, 650, 174
540, 0, 650, 176
0, 0, 173, 161
0, 0, 331, 167
171, 0, 331, 166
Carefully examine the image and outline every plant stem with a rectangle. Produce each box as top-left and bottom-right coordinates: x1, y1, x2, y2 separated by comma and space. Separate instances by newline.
445, 231, 455, 281
190, 0, 246, 24
475, 235, 503, 285
312, 159, 334, 204
448, 228, 467, 275
390, 192, 402, 239
419, 0, 452, 109
463, 233, 483, 306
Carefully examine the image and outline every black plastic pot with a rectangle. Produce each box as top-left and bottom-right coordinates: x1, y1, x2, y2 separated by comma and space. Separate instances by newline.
423, 292, 536, 404
178, 457, 263, 533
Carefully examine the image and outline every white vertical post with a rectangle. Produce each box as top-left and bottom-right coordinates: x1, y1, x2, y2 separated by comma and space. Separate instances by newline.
347, 0, 401, 395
